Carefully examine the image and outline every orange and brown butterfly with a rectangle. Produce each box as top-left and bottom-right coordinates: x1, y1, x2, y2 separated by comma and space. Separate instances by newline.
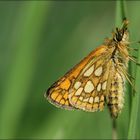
44, 19, 139, 118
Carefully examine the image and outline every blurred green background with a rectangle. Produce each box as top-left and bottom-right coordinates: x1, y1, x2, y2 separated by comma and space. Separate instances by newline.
0, 1, 140, 139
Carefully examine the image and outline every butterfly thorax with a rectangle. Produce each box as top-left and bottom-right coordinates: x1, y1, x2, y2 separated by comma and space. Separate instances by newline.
105, 24, 129, 64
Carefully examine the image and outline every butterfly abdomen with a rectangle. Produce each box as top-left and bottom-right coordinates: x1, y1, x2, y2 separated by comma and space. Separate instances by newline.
107, 72, 125, 118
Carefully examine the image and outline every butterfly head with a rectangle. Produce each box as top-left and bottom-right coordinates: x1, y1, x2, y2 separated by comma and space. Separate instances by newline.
113, 19, 129, 43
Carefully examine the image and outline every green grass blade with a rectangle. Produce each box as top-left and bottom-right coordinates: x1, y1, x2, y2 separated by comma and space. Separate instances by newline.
115, 0, 132, 139
128, 50, 140, 139
116, 0, 140, 139
115, 0, 127, 25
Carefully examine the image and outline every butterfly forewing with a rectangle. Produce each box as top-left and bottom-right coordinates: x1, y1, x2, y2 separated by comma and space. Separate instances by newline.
45, 45, 111, 111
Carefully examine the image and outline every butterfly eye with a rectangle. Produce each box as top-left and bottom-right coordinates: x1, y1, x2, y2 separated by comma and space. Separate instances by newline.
115, 31, 124, 42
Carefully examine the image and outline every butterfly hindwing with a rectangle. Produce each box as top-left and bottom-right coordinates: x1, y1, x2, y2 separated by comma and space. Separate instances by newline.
68, 55, 112, 112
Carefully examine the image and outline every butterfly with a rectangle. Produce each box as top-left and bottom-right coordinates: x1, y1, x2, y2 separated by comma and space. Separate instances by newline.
44, 19, 139, 118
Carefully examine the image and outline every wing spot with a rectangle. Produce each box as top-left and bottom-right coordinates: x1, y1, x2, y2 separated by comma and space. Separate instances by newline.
99, 102, 104, 110
56, 94, 62, 102
86, 103, 92, 109
60, 99, 65, 105
89, 97, 94, 103
84, 80, 94, 93
75, 87, 83, 96
74, 81, 82, 89
63, 92, 68, 99
65, 100, 69, 105
79, 96, 83, 101
97, 83, 101, 92
83, 97, 89, 102
102, 81, 107, 90
93, 103, 98, 110
94, 96, 99, 103
81, 102, 87, 108
83, 65, 94, 77
71, 96, 78, 103
51, 92, 58, 100
76, 100, 82, 105
100, 95, 104, 101
94, 66, 103, 76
